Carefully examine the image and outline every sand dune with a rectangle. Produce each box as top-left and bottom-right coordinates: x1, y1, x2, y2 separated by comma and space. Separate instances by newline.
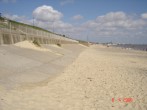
0, 45, 147, 110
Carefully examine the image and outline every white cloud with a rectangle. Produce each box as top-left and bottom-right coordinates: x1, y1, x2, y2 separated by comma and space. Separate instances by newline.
72, 15, 83, 20
33, 5, 63, 22
97, 12, 127, 22
82, 12, 147, 41
85, 12, 147, 30
31, 5, 74, 34
3, 14, 31, 24
60, 0, 74, 6
4, 14, 24, 20
141, 13, 147, 19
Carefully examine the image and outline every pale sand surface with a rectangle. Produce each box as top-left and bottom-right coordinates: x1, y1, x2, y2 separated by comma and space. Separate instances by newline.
14, 40, 62, 55
14, 40, 50, 52
0, 45, 147, 110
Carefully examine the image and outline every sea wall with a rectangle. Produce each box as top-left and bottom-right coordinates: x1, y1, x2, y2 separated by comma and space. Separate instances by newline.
0, 20, 78, 45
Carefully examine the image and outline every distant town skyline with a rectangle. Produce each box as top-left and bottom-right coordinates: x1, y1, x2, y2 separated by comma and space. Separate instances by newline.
0, 0, 147, 44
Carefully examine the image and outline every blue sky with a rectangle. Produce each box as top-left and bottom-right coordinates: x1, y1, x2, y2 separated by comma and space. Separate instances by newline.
0, 0, 147, 44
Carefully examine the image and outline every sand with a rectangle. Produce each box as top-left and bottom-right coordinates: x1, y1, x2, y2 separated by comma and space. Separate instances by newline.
14, 40, 62, 55
0, 45, 147, 110
14, 40, 49, 52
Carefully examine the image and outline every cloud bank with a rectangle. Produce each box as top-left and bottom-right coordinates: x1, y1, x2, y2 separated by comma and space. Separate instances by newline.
84, 12, 147, 37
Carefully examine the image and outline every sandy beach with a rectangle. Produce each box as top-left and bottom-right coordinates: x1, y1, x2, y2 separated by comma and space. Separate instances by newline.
0, 44, 147, 110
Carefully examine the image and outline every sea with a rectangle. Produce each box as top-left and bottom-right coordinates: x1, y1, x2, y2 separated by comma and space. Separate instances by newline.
111, 44, 147, 51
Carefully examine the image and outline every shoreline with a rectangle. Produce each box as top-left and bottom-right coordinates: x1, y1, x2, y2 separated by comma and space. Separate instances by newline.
109, 44, 147, 52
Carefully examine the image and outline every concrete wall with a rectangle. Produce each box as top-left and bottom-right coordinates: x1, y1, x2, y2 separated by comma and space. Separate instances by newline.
0, 21, 78, 45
